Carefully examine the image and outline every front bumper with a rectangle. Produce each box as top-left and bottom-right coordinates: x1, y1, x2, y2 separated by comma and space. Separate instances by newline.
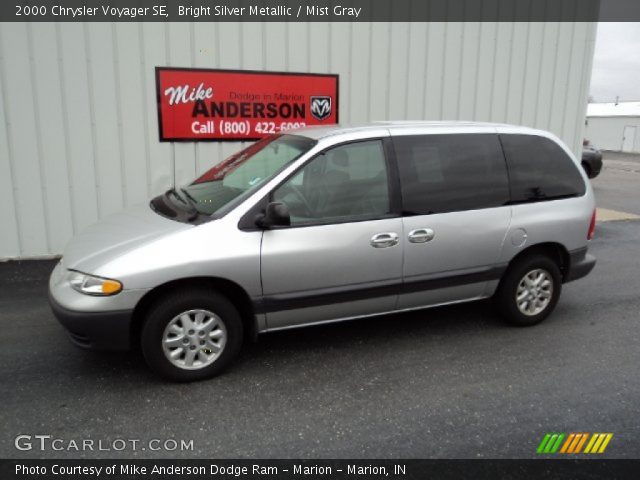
48, 260, 143, 350
48, 291, 133, 350
564, 248, 596, 283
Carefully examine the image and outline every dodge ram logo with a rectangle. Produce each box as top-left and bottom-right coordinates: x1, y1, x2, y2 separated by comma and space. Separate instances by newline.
310, 96, 332, 121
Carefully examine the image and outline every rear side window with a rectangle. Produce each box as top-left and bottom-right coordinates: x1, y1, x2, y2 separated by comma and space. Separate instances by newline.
394, 134, 510, 214
500, 134, 586, 202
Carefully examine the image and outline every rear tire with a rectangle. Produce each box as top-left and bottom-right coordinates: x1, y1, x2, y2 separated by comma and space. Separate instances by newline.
141, 289, 243, 381
494, 254, 562, 326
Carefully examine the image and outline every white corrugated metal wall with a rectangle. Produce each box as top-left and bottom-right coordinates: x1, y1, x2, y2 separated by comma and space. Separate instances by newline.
0, 21, 597, 259
585, 116, 640, 152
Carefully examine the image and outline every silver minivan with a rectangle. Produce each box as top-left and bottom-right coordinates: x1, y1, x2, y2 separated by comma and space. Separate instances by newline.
49, 122, 596, 381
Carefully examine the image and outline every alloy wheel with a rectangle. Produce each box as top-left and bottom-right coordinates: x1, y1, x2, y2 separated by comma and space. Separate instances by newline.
515, 269, 553, 316
161, 309, 227, 370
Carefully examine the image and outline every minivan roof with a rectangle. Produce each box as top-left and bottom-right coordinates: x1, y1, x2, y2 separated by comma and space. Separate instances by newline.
290, 121, 543, 140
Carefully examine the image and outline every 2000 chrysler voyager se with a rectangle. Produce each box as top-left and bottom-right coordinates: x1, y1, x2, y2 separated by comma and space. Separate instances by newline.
49, 122, 596, 381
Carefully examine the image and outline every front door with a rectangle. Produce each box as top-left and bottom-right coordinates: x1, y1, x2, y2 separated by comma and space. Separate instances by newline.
260, 139, 403, 329
392, 131, 512, 309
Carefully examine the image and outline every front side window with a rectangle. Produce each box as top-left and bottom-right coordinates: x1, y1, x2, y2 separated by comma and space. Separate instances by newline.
272, 140, 391, 225
172, 134, 316, 217
500, 134, 586, 202
394, 134, 510, 215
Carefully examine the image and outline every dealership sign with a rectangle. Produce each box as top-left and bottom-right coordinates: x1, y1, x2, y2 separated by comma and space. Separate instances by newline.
156, 67, 339, 141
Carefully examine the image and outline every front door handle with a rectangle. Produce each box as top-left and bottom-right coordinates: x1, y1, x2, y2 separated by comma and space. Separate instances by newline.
408, 228, 435, 243
370, 232, 399, 248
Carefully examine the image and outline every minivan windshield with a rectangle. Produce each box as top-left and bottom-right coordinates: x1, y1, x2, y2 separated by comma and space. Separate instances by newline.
177, 134, 316, 217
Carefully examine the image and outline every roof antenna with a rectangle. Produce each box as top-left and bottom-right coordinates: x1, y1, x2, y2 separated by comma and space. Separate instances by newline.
615, 96, 619, 106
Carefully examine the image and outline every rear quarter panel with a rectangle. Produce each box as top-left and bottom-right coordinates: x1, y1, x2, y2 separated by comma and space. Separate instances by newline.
496, 126, 596, 266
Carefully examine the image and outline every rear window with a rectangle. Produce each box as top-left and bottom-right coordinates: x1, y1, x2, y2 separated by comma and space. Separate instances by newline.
393, 134, 510, 214
500, 134, 586, 202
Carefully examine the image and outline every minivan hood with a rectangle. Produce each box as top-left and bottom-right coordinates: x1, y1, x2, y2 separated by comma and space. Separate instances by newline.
62, 203, 192, 273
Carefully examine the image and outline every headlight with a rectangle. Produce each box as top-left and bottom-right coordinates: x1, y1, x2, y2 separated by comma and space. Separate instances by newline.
68, 271, 123, 296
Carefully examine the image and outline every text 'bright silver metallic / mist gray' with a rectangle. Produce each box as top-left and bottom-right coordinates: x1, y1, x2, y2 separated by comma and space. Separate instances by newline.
49, 122, 597, 381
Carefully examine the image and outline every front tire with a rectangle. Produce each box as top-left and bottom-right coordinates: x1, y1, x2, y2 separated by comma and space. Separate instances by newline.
141, 289, 243, 381
495, 254, 562, 326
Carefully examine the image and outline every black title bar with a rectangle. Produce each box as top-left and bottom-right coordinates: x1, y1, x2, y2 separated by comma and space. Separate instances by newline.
3, 0, 640, 22
3, 459, 640, 480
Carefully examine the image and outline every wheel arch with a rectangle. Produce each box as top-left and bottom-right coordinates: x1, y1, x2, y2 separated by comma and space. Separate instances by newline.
130, 276, 258, 349
505, 242, 570, 280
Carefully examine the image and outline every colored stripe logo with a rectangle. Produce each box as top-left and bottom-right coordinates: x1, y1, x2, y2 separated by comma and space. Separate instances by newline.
537, 433, 613, 454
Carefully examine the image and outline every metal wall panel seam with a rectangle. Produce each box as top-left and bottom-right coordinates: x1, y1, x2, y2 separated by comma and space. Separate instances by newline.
111, 23, 127, 205
138, 23, 152, 197
214, 22, 224, 181
471, 21, 483, 120
54, 23, 77, 236
567, 21, 583, 154
502, 22, 515, 121
284, 21, 290, 69
82, 22, 102, 219
404, 21, 413, 119
453, 23, 463, 119
558, 21, 577, 145
575, 22, 598, 155
421, 22, 431, 120
517, 1, 533, 125
547, 22, 561, 130
347, 23, 358, 121
0, 25, 23, 256
247, 21, 254, 69
163, 22, 176, 187
305, 21, 311, 72
532, 18, 547, 128
347, 21, 354, 123
26, 23, 51, 253
518, 21, 532, 125
367, 21, 375, 121
214, 22, 221, 63
328, 22, 333, 75
489, 20, 500, 121
385, 22, 393, 119
521, 20, 542, 127
189, 22, 198, 184
456, 21, 467, 119
584, 24, 598, 104
366, 21, 373, 121
439, 21, 448, 118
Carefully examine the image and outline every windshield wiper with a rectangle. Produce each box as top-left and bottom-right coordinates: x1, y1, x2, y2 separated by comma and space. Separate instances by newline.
180, 187, 198, 206
165, 188, 199, 221
166, 187, 186, 204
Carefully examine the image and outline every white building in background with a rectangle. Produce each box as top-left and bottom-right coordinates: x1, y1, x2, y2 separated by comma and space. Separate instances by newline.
585, 102, 640, 153
1, 21, 597, 259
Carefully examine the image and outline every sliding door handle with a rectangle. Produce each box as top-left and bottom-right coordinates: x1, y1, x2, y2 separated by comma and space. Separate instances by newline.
370, 232, 399, 248
408, 228, 435, 243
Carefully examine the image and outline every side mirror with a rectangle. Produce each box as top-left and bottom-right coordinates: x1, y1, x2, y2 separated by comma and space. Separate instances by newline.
255, 202, 291, 228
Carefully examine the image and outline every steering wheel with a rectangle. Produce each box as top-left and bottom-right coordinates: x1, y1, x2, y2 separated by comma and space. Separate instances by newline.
278, 184, 313, 217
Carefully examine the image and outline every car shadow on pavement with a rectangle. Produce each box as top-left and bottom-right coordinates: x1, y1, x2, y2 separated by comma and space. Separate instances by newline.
56, 299, 505, 384
232, 299, 505, 372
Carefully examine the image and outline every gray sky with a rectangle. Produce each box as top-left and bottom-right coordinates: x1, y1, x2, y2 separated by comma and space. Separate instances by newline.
590, 23, 640, 103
